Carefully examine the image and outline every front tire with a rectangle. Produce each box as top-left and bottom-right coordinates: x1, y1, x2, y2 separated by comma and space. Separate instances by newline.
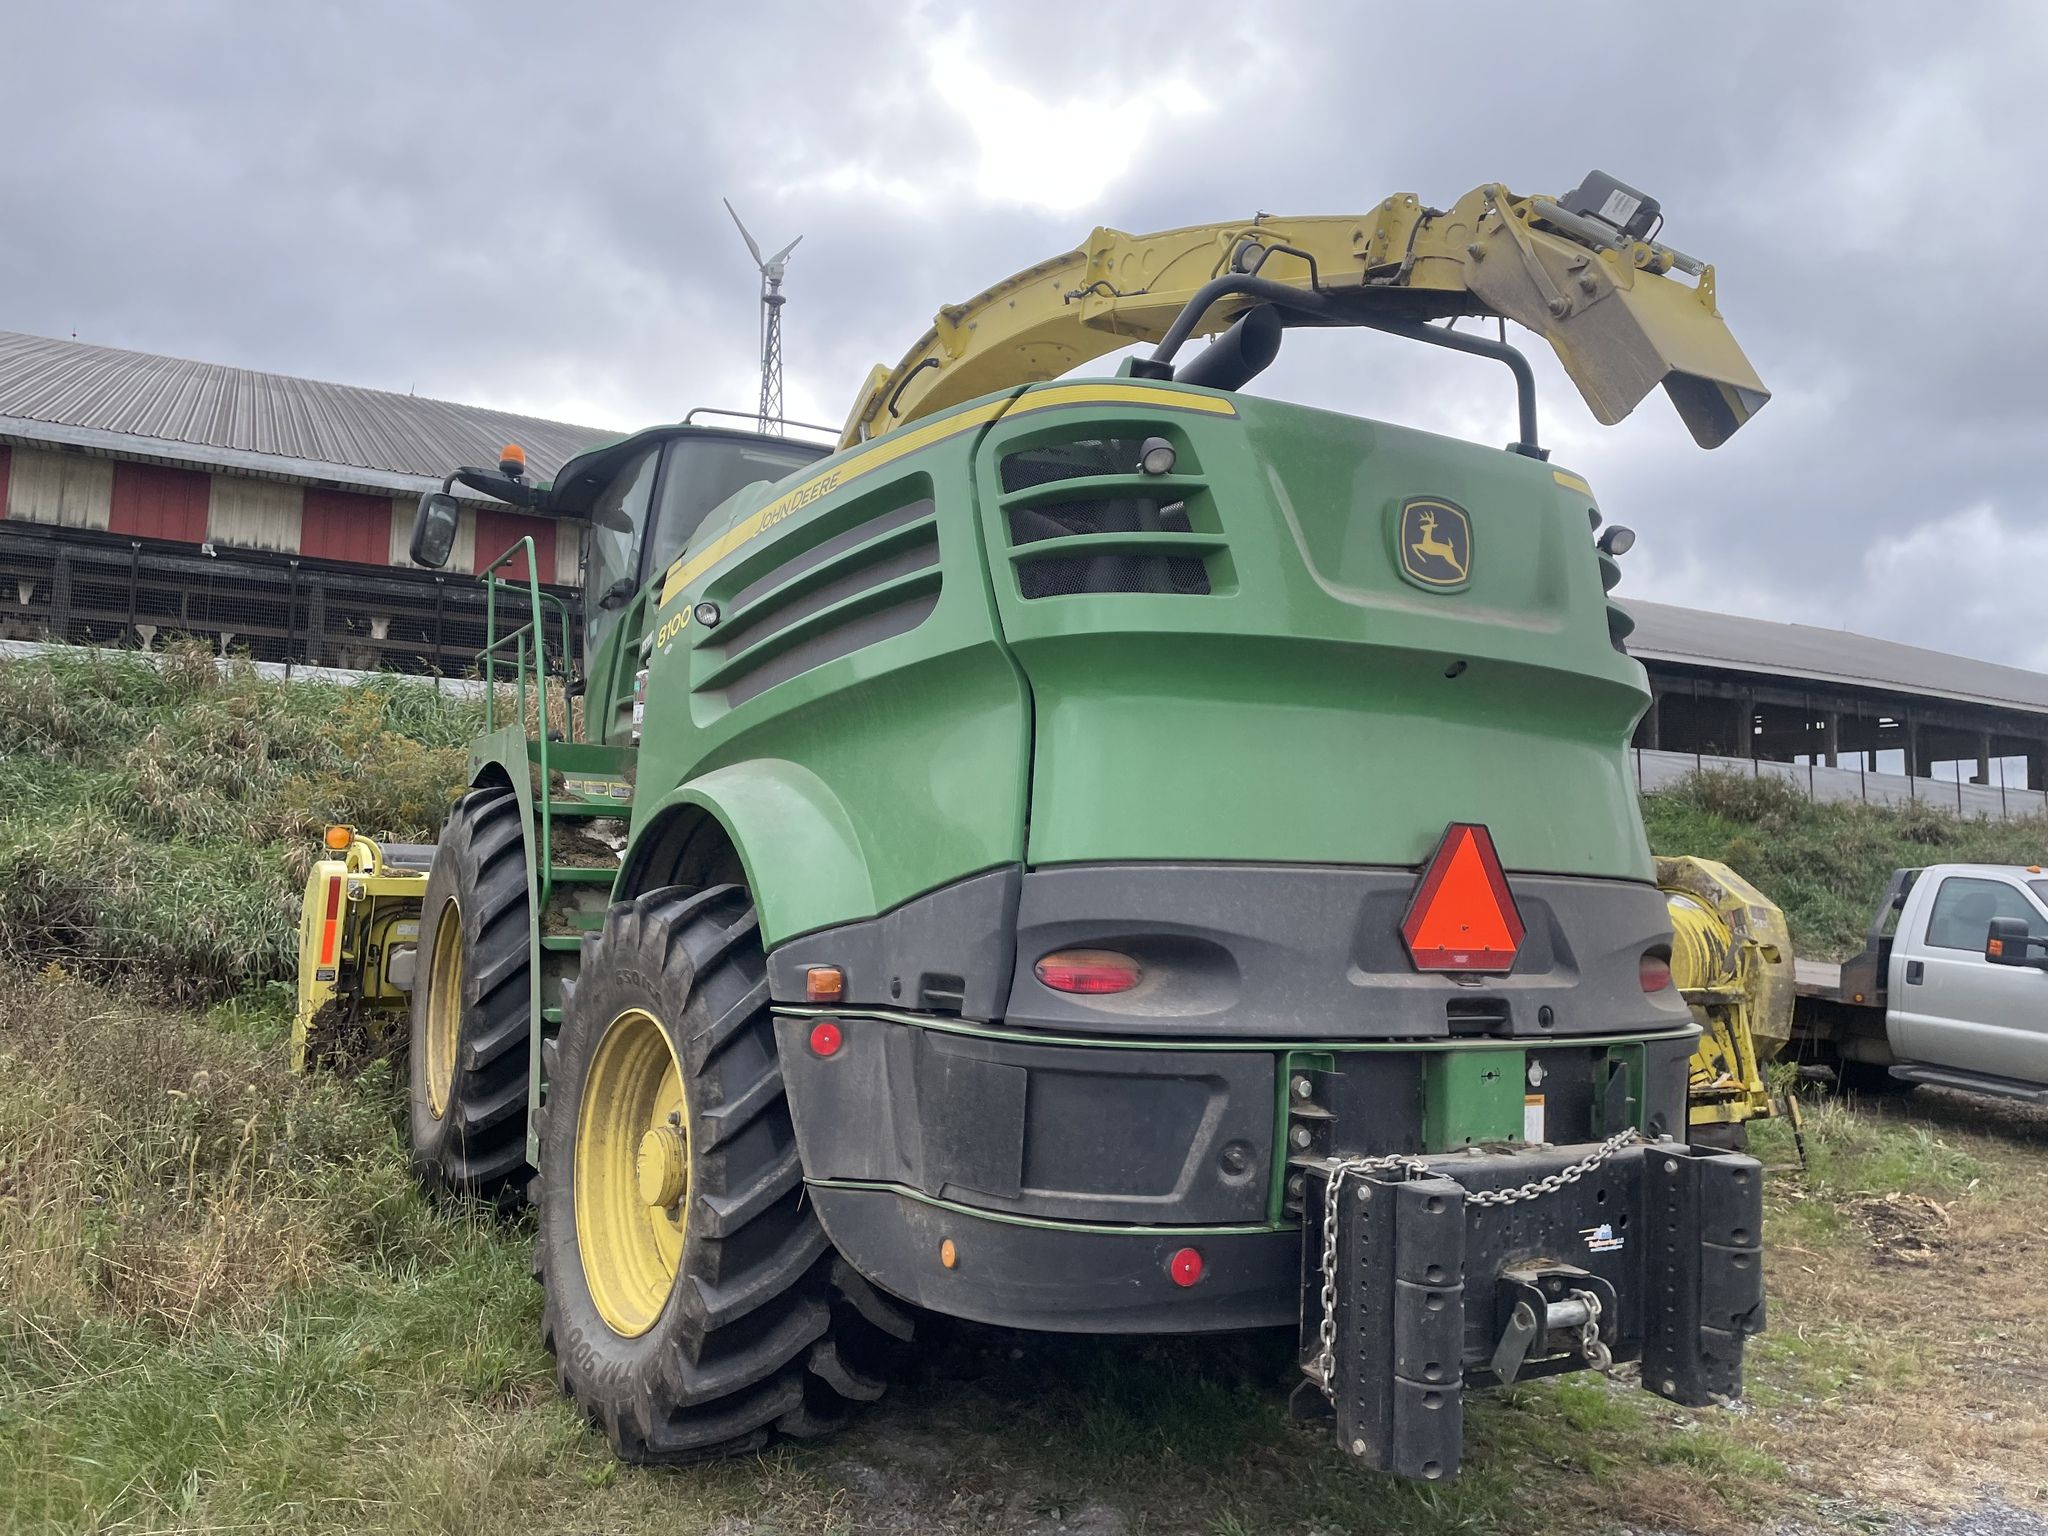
536, 884, 909, 1463
408, 784, 535, 1202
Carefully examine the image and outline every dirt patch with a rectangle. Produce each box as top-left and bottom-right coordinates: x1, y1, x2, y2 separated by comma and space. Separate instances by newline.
1852, 1191, 1955, 1266
551, 818, 627, 867
301, 996, 405, 1076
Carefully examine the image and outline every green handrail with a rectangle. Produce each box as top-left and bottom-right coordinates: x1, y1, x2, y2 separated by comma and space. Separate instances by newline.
478, 536, 578, 902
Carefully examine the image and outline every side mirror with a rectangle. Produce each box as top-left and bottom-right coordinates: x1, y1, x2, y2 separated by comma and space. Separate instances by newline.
409, 492, 462, 569
1985, 917, 2048, 969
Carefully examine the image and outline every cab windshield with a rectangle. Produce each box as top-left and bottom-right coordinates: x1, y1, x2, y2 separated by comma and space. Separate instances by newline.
581, 433, 826, 673
644, 436, 826, 578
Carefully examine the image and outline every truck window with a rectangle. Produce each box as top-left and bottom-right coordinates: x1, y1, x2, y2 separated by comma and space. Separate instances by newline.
584, 446, 662, 666
642, 437, 826, 584
1924, 876, 2048, 951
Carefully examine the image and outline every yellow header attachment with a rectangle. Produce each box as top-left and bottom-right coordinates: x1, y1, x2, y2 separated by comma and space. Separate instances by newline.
842, 178, 1768, 451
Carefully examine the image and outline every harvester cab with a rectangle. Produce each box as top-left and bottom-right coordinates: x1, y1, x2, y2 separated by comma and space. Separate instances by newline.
299, 172, 1780, 1481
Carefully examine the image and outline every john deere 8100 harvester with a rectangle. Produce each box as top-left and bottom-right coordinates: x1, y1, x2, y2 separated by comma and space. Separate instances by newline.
300, 173, 1774, 1478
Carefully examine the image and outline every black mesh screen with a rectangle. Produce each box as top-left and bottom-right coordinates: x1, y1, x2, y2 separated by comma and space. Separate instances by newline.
1000, 438, 1212, 599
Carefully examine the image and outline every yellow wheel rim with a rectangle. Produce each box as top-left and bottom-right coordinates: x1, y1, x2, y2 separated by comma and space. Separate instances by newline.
575, 1007, 689, 1338
423, 900, 463, 1118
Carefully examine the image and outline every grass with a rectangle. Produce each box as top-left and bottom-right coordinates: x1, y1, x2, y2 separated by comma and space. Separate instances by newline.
0, 644, 486, 1002
12, 984, 2046, 1535
5, 647, 2048, 1532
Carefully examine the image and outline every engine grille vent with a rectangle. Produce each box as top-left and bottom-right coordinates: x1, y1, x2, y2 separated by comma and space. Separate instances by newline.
997, 436, 1227, 600
696, 498, 940, 706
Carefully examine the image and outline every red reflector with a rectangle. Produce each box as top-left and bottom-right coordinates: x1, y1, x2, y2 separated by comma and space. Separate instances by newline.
318, 877, 344, 967
1033, 949, 1142, 995
809, 1021, 843, 1057
1640, 954, 1674, 993
1399, 823, 1524, 973
1169, 1247, 1203, 1287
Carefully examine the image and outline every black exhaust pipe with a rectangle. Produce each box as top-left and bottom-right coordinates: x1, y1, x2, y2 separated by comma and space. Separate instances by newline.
1172, 303, 1283, 391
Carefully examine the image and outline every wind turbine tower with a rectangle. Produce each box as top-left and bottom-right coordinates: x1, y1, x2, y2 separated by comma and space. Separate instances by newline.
724, 198, 802, 435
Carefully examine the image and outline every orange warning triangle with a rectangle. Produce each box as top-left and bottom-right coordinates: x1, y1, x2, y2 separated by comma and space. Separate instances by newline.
1400, 824, 1525, 972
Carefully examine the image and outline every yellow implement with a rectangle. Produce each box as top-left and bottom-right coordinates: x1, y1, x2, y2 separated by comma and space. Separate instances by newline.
292, 827, 430, 1071
842, 177, 1767, 451
1657, 856, 1795, 1137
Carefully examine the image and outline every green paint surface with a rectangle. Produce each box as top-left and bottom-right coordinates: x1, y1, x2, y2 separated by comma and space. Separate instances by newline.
1424, 1049, 1529, 1149
625, 377, 1655, 949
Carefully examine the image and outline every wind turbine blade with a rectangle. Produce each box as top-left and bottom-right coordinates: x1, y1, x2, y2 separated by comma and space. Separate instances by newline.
768, 235, 802, 267
723, 197, 764, 268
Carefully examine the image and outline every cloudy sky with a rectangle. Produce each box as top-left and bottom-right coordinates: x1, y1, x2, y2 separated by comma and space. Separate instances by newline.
3, 3, 2043, 667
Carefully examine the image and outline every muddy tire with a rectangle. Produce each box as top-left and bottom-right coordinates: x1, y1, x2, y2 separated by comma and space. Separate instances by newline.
536, 884, 910, 1463
408, 784, 535, 1202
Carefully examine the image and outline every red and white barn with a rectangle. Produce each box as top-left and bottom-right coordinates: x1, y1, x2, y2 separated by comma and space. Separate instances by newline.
0, 330, 613, 672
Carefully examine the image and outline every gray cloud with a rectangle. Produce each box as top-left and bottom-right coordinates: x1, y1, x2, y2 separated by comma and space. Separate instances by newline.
3, 1, 2043, 665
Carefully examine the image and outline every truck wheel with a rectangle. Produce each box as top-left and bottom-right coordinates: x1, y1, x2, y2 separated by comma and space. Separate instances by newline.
408, 784, 535, 1202
535, 884, 908, 1463
1835, 1059, 1911, 1096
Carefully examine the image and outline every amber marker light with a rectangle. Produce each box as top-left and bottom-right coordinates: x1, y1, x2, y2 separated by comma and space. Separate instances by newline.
498, 442, 527, 476
805, 966, 844, 1003
939, 1239, 958, 1269
324, 825, 354, 851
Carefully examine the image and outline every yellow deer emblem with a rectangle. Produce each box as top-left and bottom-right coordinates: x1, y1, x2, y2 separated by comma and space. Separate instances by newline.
1401, 500, 1470, 586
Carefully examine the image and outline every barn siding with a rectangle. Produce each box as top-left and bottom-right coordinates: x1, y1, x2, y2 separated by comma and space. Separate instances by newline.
0, 445, 10, 517
387, 496, 414, 565
301, 487, 393, 565
109, 462, 210, 542
472, 507, 556, 584
208, 476, 303, 551
4, 448, 113, 528
556, 520, 582, 586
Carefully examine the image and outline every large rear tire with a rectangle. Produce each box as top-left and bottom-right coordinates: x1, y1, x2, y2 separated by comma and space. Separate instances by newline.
536, 884, 910, 1462
408, 784, 536, 1202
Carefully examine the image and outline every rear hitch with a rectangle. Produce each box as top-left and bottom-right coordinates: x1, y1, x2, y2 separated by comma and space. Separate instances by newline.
1293, 1140, 1765, 1480
1489, 1264, 1616, 1384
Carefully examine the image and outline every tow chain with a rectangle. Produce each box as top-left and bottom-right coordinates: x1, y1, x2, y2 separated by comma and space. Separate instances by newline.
1571, 1288, 1611, 1373
1309, 1128, 1642, 1401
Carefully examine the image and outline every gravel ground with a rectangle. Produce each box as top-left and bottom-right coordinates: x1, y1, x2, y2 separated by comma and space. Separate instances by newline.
1880, 1503, 2048, 1536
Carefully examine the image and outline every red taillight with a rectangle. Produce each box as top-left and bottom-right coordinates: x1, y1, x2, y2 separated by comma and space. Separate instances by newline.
1640, 953, 1674, 993
1033, 949, 1143, 995
1169, 1247, 1203, 1287
809, 1021, 843, 1057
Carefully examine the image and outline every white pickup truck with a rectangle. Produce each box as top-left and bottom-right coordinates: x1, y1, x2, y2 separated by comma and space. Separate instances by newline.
1795, 863, 2048, 1102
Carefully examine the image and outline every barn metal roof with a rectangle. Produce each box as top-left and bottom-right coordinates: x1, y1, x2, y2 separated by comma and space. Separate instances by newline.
0, 330, 615, 495
1622, 598, 2048, 719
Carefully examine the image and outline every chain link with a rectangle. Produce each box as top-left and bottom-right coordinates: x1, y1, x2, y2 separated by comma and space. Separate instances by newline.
1572, 1288, 1611, 1373
1463, 1128, 1642, 1208
1307, 1129, 1643, 1401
